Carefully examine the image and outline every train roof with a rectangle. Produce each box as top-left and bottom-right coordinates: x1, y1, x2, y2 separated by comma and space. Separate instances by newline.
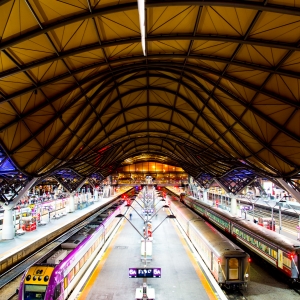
186, 196, 300, 252
171, 200, 247, 257
234, 217, 300, 251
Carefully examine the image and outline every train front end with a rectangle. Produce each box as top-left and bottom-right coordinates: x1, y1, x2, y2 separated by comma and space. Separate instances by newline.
18, 265, 54, 300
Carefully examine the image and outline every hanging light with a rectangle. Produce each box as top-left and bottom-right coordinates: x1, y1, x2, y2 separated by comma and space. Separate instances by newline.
137, 0, 146, 56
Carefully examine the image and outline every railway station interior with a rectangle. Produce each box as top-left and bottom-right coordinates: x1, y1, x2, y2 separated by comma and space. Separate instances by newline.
1, 1, 300, 299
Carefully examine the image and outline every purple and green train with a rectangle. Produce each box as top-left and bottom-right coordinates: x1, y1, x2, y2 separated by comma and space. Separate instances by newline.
17, 200, 127, 300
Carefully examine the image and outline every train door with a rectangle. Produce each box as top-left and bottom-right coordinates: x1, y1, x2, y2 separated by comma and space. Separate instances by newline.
278, 249, 283, 269
63, 276, 69, 299
228, 258, 239, 280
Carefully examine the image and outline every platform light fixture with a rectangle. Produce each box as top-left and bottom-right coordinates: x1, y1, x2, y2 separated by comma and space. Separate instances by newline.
137, 0, 146, 56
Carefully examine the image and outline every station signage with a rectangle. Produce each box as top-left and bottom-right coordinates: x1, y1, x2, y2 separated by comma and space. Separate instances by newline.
129, 268, 161, 278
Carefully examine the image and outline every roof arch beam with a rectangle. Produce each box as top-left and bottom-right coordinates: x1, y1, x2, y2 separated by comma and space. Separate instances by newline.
17, 70, 294, 175
4, 72, 295, 176
67, 70, 300, 168
2, 55, 299, 111
2, 35, 300, 80
2, 1, 300, 52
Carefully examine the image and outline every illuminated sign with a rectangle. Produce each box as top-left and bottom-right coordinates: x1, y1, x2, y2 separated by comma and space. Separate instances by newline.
129, 268, 161, 278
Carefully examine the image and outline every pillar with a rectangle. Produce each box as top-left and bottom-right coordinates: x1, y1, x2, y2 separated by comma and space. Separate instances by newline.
94, 189, 98, 201
230, 194, 237, 216
110, 185, 114, 196
203, 189, 208, 203
2, 209, 15, 239
69, 194, 75, 213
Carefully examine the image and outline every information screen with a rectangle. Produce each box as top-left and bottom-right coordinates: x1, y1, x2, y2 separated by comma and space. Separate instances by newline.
129, 268, 161, 278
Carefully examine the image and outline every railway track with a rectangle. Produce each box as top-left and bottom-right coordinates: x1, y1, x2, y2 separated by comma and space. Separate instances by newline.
0, 200, 121, 300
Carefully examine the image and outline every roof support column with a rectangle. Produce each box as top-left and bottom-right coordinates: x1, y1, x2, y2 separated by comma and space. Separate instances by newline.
276, 178, 300, 203
2, 209, 14, 240
230, 194, 238, 216
203, 189, 208, 203
68, 194, 75, 213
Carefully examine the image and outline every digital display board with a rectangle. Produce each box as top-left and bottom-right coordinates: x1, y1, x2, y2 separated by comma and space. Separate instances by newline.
129, 268, 161, 278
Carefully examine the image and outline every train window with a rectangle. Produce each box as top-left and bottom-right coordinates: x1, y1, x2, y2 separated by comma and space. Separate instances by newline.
24, 284, 47, 299
228, 258, 239, 280
80, 257, 84, 268
283, 256, 292, 268
74, 263, 80, 274
271, 249, 277, 259
53, 283, 62, 300
64, 276, 68, 289
68, 268, 74, 282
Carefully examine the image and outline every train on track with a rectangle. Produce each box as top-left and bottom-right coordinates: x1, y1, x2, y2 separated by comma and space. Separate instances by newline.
169, 198, 250, 289
172, 191, 300, 284
17, 199, 128, 300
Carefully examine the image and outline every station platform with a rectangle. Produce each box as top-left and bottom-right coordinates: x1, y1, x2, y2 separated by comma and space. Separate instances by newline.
76, 203, 223, 300
0, 189, 130, 273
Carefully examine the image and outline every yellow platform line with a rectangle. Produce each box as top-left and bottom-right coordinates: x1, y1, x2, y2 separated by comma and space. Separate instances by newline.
78, 220, 126, 300
171, 220, 218, 300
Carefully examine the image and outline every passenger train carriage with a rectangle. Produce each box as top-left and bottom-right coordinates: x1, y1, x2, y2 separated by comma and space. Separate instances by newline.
169, 198, 250, 289
17, 200, 128, 300
176, 192, 300, 283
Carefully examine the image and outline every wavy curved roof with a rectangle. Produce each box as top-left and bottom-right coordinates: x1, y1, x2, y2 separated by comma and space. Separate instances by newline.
0, 0, 300, 180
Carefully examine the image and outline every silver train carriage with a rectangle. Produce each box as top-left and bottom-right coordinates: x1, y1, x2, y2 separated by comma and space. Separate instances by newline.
170, 199, 250, 289
177, 192, 300, 283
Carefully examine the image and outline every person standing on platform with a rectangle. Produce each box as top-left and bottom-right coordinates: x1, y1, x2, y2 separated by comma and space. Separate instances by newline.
129, 213, 132, 220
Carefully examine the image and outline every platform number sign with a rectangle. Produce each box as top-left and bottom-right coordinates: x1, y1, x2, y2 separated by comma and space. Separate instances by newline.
129, 268, 161, 278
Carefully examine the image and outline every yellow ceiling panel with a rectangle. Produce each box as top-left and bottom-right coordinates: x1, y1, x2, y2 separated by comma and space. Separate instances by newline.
29, 60, 69, 83
148, 89, 175, 106
96, 10, 140, 41
1, 0, 39, 42
0, 102, 16, 127
126, 106, 147, 121
175, 97, 199, 121
191, 41, 238, 58
214, 91, 245, 120
264, 74, 299, 101
0, 51, 17, 73
148, 121, 169, 132
12, 143, 42, 166
257, 150, 288, 173
148, 6, 198, 35
172, 111, 193, 132
50, 88, 82, 112
273, 134, 300, 163
120, 90, 146, 107
0, 73, 32, 94
198, 6, 254, 36
9, 34, 54, 64
149, 76, 177, 90
149, 106, 171, 121
226, 66, 269, 86
67, 49, 106, 69
47, 21, 89, 52
187, 58, 226, 72
285, 110, 300, 136
29, 0, 86, 25
220, 78, 256, 102
75, 65, 109, 81
250, 12, 300, 43
41, 79, 77, 98
147, 40, 189, 54
281, 51, 300, 72
235, 44, 288, 67
105, 42, 142, 59
242, 111, 279, 143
